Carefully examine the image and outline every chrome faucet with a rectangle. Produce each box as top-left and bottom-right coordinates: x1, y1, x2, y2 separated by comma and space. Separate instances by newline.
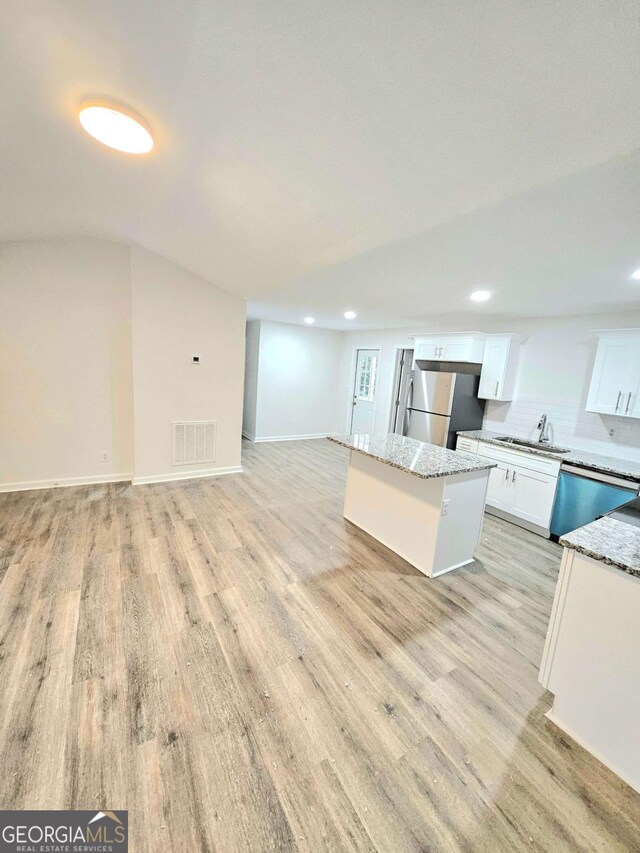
537, 413, 549, 444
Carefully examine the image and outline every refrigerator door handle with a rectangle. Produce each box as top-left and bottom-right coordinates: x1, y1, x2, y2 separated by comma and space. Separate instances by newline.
404, 407, 412, 435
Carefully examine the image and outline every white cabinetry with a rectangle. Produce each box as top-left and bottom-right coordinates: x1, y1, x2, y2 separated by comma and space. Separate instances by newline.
414, 334, 485, 363
511, 466, 559, 528
478, 335, 522, 401
539, 548, 640, 794
477, 441, 560, 535
456, 436, 479, 454
586, 331, 640, 418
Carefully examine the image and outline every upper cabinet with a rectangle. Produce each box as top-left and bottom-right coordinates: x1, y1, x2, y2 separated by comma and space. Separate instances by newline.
478, 334, 522, 402
413, 334, 485, 363
586, 331, 640, 418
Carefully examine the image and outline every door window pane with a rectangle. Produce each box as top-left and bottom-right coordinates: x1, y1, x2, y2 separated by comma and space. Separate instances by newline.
356, 354, 378, 401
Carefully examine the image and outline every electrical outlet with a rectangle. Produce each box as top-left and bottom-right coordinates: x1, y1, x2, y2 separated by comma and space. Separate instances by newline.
609, 427, 615, 437
101, 451, 109, 462
441, 498, 450, 517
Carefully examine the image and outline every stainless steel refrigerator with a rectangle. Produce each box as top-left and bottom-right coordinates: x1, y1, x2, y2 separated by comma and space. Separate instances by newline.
402, 360, 485, 449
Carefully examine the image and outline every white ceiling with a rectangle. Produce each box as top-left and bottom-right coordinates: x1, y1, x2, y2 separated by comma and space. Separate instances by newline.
2, 1, 640, 328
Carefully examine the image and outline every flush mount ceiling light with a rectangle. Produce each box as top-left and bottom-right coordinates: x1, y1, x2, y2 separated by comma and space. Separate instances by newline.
78, 101, 154, 154
344, 311, 357, 319
631, 269, 640, 281
304, 316, 315, 324
470, 290, 492, 302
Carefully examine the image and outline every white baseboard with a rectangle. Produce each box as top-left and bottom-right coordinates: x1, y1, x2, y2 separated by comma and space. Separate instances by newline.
242, 430, 256, 441
250, 433, 329, 443
0, 472, 133, 494
132, 465, 242, 486
545, 709, 640, 795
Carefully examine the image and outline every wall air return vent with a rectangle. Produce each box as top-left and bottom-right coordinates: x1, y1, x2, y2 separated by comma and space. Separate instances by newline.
172, 421, 216, 465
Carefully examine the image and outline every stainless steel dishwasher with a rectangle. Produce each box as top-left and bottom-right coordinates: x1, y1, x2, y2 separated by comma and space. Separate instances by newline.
550, 463, 640, 539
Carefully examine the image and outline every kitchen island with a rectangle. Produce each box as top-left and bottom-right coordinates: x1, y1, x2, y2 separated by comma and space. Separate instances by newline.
539, 515, 640, 794
327, 433, 495, 578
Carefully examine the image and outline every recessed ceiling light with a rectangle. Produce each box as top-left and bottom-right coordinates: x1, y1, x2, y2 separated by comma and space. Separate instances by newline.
631, 269, 640, 281
79, 102, 154, 154
344, 311, 357, 319
470, 290, 492, 302
304, 316, 315, 324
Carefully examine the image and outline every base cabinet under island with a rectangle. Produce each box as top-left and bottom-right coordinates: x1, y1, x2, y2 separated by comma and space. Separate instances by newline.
539, 520, 640, 794
329, 433, 494, 578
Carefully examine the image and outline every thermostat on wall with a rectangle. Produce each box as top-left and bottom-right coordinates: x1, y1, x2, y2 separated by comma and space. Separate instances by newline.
192, 355, 201, 364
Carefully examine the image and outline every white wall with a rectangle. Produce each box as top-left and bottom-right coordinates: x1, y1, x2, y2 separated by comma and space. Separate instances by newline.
337, 328, 415, 434
0, 238, 246, 491
0, 238, 133, 490
246, 320, 343, 440
481, 314, 640, 459
131, 246, 245, 483
337, 311, 640, 460
242, 320, 261, 439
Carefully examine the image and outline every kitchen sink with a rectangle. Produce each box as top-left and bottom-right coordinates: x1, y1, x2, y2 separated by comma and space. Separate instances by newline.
495, 437, 569, 454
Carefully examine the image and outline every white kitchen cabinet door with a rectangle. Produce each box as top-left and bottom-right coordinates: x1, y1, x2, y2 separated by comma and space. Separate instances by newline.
510, 467, 558, 529
456, 436, 479, 454
414, 335, 485, 363
628, 343, 640, 418
415, 340, 442, 360
586, 336, 638, 416
479, 457, 512, 511
478, 338, 510, 400
440, 340, 470, 361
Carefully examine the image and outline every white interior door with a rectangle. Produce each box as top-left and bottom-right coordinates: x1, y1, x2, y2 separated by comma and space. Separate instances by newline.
351, 349, 380, 433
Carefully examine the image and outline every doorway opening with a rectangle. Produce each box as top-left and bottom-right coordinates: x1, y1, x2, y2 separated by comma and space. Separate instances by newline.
390, 348, 414, 434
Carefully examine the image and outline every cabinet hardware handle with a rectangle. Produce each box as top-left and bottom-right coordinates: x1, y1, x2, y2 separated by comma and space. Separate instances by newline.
625, 392, 632, 415
616, 390, 623, 412
512, 470, 516, 483
504, 468, 510, 481
495, 380, 499, 397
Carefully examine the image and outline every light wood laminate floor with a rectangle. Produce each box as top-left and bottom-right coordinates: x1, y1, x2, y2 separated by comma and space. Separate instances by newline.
1, 439, 639, 851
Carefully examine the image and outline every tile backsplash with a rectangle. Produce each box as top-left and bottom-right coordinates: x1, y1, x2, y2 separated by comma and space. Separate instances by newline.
483, 397, 640, 461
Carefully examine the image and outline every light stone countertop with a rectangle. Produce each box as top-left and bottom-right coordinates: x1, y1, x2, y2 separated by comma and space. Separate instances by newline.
560, 516, 640, 578
327, 433, 496, 480
458, 428, 640, 482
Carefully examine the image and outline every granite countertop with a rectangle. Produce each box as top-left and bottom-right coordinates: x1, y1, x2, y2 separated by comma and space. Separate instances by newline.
327, 433, 496, 480
560, 517, 640, 578
457, 429, 640, 482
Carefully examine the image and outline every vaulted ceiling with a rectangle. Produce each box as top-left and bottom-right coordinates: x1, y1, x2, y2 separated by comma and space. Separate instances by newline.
2, 1, 639, 327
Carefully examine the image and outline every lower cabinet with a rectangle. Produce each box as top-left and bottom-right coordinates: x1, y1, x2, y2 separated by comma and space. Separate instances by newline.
483, 460, 512, 511
455, 436, 479, 454
477, 442, 560, 535
511, 466, 559, 528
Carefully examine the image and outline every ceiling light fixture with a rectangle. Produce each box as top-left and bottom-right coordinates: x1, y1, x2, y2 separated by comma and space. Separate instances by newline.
344, 311, 357, 319
470, 290, 492, 302
78, 101, 154, 154
631, 268, 640, 281
304, 316, 315, 324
